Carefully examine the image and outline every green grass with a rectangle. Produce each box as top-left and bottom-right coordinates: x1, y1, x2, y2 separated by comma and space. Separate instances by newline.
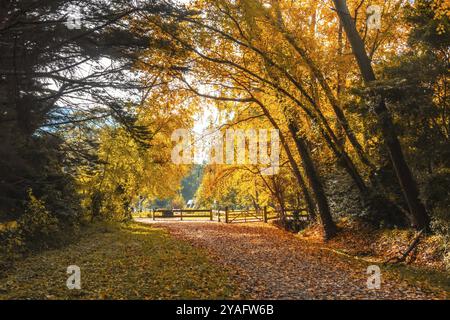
383, 263, 450, 298
0, 222, 241, 300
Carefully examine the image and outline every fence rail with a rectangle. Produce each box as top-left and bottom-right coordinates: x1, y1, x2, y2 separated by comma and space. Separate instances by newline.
135, 207, 309, 224
148, 209, 214, 221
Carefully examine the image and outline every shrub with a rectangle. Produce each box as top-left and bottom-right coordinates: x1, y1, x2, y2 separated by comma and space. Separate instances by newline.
423, 169, 450, 270
0, 226, 24, 258
17, 190, 59, 249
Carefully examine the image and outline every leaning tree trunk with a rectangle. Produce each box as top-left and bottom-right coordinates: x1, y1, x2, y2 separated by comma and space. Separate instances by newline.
332, 0, 430, 231
288, 121, 337, 239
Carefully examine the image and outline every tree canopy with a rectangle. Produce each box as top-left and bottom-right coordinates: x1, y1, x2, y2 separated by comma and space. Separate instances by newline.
0, 0, 448, 244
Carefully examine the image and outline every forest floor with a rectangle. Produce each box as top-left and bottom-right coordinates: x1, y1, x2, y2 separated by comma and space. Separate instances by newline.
136, 219, 449, 300
1, 220, 448, 300
0, 222, 240, 299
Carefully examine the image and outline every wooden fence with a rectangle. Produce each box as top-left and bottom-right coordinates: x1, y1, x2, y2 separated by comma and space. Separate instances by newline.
137, 207, 309, 224
150, 209, 214, 221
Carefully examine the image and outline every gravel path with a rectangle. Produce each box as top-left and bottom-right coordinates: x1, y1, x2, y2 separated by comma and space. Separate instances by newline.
136, 219, 448, 300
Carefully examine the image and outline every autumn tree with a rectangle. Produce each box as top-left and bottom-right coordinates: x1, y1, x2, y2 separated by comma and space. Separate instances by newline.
332, 0, 431, 230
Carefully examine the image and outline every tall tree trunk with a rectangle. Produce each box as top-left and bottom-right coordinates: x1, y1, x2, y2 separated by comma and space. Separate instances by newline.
332, 0, 430, 230
336, 22, 347, 147
288, 120, 337, 239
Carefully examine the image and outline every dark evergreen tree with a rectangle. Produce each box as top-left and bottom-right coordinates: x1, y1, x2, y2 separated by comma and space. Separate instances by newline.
0, 0, 185, 220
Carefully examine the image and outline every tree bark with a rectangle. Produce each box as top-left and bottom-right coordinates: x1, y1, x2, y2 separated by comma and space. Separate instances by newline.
332, 0, 430, 230
288, 120, 337, 239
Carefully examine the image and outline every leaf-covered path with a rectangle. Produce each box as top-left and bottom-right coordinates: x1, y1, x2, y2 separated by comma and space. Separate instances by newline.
137, 219, 448, 300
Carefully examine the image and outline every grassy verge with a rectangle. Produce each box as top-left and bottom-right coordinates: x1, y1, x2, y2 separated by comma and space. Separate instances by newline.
383, 264, 450, 297
0, 222, 241, 300
297, 220, 449, 298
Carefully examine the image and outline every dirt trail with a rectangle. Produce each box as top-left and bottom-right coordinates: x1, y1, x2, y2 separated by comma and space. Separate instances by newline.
136, 219, 447, 299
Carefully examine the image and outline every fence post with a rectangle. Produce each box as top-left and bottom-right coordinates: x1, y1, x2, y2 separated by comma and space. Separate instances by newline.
152, 208, 155, 221
218, 209, 221, 222
180, 209, 183, 221
225, 207, 229, 223
263, 206, 268, 223
210, 209, 213, 221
